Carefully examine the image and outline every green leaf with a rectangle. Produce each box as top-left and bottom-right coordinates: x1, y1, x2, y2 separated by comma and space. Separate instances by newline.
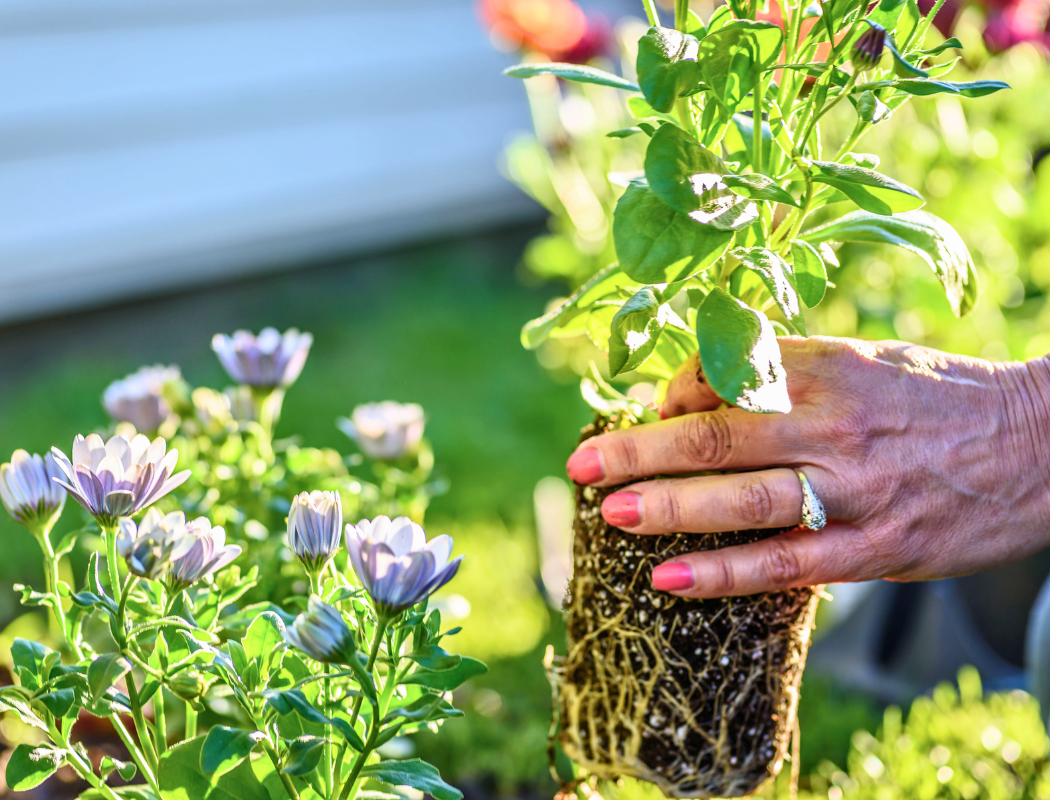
644, 125, 759, 229
891, 78, 1010, 97
607, 127, 644, 139
383, 696, 463, 726
609, 288, 666, 376
200, 726, 264, 776
809, 161, 924, 215
362, 759, 463, 800
727, 113, 773, 172
12, 639, 52, 691
699, 21, 783, 117
789, 240, 828, 307
35, 688, 77, 718
636, 27, 703, 113
158, 736, 280, 800
521, 264, 630, 348
613, 180, 733, 283
722, 174, 799, 207
282, 736, 327, 776
100, 756, 138, 782
0, 691, 47, 730
696, 287, 791, 413
866, 0, 909, 33
731, 248, 805, 334
88, 653, 132, 701
504, 63, 639, 92
264, 689, 327, 726
802, 210, 978, 316
402, 656, 487, 691
885, 36, 928, 77
6, 743, 64, 790
407, 645, 461, 672
916, 37, 963, 55
853, 90, 892, 124
243, 612, 285, 681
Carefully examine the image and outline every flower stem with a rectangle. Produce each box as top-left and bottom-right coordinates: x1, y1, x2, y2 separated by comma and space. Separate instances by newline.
51, 720, 123, 800
348, 616, 390, 729
262, 738, 301, 800
185, 700, 198, 739
154, 688, 168, 754
34, 521, 82, 659
111, 713, 161, 794
104, 525, 122, 605
641, 0, 660, 27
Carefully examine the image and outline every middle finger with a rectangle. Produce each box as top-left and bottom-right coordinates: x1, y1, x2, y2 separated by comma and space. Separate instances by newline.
566, 408, 806, 487
600, 469, 821, 534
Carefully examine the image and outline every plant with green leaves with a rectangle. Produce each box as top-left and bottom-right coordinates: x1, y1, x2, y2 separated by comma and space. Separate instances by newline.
0, 331, 480, 800
512, 0, 1007, 406
506, 0, 1008, 795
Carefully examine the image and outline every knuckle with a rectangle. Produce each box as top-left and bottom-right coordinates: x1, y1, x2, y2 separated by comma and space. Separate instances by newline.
679, 412, 732, 468
656, 488, 684, 531
763, 538, 804, 585
712, 558, 736, 595
737, 477, 776, 527
607, 434, 642, 479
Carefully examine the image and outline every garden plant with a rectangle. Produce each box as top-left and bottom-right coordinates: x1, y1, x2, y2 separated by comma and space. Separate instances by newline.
0, 328, 482, 800
505, 0, 1010, 795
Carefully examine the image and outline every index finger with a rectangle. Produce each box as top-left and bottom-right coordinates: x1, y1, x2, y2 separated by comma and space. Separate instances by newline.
566, 408, 806, 487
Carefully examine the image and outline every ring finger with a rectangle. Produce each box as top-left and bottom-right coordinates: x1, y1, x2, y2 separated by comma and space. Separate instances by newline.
600, 468, 835, 534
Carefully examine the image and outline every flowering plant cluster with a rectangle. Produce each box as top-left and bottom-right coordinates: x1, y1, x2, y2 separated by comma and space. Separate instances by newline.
507, 0, 1009, 414
0, 329, 480, 800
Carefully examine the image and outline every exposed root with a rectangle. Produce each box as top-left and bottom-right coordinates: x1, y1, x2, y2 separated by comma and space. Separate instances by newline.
550, 414, 821, 798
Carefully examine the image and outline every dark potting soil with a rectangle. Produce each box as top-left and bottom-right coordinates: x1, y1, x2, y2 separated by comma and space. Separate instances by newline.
555, 415, 820, 798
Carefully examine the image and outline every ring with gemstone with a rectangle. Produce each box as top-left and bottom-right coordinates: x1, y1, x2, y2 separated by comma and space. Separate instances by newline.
797, 470, 827, 531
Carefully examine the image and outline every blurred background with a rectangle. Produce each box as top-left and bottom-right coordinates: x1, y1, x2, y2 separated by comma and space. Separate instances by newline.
1, 0, 1050, 796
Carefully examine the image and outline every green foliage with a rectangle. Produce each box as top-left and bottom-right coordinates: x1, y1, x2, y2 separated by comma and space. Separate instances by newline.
508, 0, 1006, 410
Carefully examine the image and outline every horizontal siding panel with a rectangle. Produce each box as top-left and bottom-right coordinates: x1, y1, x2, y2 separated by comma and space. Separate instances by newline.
0, 0, 634, 322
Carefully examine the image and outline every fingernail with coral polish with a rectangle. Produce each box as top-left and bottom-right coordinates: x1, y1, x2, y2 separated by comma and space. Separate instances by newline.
602, 492, 641, 528
652, 562, 694, 592
566, 448, 604, 484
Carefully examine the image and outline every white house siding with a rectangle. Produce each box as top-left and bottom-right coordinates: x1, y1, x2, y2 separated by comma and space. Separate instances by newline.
0, 0, 632, 323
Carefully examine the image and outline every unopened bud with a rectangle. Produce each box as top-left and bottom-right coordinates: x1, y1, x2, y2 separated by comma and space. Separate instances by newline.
851, 23, 886, 71
168, 671, 209, 702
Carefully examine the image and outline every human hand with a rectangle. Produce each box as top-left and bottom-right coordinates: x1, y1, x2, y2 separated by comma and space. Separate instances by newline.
565, 337, 1050, 598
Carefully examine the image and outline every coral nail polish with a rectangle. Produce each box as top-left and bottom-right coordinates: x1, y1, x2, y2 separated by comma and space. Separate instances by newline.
652, 562, 694, 592
602, 492, 641, 528
566, 448, 604, 484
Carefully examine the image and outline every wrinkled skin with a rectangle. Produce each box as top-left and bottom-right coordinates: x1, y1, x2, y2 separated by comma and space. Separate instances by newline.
566, 337, 1050, 598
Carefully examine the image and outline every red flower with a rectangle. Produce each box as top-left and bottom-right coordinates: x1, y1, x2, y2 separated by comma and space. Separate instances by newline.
479, 0, 588, 59
982, 0, 1050, 51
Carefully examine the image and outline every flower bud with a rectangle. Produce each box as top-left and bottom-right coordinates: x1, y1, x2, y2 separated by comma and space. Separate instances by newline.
287, 491, 343, 576
0, 450, 66, 534
852, 23, 887, 71
284, 596, 358, 664
168, 671, 209, 702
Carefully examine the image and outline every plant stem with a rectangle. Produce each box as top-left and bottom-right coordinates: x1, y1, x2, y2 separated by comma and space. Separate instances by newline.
104, 525, 122, 606
126, 674, 160, 777
348, 617, 390, 729
185, 700, 198, 739
35, 521, 82, 659
51, 721, 124, 800
111, 713, 160, 794
641, 0, 660, 27
752, 76, 765, 176
154, 688, 167, 754
262, 738, 301, 800
905, 0, 949, 50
